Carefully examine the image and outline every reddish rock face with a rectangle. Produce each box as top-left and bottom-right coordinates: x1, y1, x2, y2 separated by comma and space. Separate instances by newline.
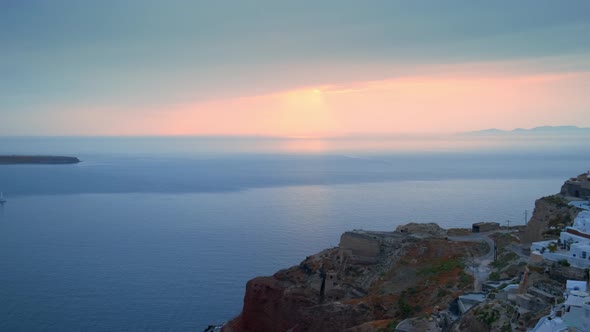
228, 273, 374, 332
241, 277, 287, 331
240, 276, 316, 332
224, 228, 481, 332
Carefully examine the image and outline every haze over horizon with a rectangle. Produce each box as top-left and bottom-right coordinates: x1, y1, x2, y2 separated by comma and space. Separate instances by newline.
2, 1, 590, 137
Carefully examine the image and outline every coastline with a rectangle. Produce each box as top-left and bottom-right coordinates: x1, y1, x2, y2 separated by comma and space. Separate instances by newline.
215, 172, 590, 331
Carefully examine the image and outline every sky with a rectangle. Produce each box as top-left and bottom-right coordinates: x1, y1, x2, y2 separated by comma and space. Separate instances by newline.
1, 0, 590, 137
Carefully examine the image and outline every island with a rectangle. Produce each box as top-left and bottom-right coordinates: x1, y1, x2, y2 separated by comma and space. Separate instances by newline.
0, 155, 81, 164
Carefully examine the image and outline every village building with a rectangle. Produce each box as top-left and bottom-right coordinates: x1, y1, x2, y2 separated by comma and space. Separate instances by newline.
531, 281, 590, 332
471, 222, 500, 233
530, 203, 590, 268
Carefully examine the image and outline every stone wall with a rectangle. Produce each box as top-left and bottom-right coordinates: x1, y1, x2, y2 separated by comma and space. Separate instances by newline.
546, 264, 587, 283
561, 181, 590, 199
338, 232, 381, 264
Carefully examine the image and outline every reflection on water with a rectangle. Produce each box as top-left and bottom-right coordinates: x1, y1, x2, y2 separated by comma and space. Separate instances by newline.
0, 133, 589, 156
0, 179, 562, 330
0, 134, 588, 330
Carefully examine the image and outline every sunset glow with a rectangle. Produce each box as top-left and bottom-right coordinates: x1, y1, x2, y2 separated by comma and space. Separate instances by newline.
2, 1, 590, 136
4, 3, 590, 331
47, 66, 590, 137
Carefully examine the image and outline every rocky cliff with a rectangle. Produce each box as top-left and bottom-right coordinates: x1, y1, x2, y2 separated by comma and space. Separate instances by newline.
218, 172, 590, 332
224, 225, 486, 332
522, 195, 580, 244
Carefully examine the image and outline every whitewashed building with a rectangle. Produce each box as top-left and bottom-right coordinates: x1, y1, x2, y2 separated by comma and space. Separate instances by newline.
531, 283, 590, 332
530, 205, 590, 268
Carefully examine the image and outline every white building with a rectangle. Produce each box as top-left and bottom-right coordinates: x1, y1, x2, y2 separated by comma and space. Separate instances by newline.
531, 284, 590, 332
567, 280, 587, 293
530, 204, 590, 268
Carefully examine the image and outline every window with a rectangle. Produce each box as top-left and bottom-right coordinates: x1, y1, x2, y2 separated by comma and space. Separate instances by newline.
583, 252, 587, 259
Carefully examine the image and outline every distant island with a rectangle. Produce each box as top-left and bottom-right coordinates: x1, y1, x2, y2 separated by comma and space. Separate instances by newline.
462, 125, 590, 136
0, 155, 81, 164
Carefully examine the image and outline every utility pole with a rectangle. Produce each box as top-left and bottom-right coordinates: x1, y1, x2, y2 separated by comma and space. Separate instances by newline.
506, 219, 511, 229
319, 267, 326, 303
494, 239, 498, 261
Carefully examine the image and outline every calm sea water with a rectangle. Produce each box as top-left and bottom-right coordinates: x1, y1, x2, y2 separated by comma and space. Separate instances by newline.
0, 136, 588, 331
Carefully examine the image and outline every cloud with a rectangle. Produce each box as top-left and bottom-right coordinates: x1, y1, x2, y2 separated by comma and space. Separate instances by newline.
30, 62, 584, 137
1, 1, 590, 135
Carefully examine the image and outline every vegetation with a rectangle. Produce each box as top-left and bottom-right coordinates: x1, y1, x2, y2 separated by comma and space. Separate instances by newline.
475, 306, 500, 329
436, 288, 450, 298
491, 252, 519, 270
543, 195, 569, 208
558, 259, 571, 267
397, 297, 414, 318
458, 270, 472, 287
501, 322, 512, 332
396, 288, 423, 318
489, 271, 501, 281
417, 257, 464, 276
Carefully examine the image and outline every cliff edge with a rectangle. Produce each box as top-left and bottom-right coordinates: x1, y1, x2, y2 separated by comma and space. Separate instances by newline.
224, 225, 486, 332
522, 177, 583, 244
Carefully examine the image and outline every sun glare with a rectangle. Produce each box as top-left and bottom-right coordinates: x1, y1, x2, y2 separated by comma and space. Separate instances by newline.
275, 88, 335, 137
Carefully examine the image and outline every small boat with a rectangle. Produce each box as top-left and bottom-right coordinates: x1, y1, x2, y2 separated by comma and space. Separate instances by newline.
0, 192, 6, 204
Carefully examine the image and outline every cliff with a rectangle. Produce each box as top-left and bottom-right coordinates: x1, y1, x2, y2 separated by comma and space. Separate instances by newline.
218, 171, 590, 332
0, 155, 80, 164
522, 195, 580, 244
224, 225, 486, 332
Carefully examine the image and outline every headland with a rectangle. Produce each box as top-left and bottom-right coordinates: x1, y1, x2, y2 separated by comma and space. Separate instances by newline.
0, 155, 81, 164
209, 170, 590, 331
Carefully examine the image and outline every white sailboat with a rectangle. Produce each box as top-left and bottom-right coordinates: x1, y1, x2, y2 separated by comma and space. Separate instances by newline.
0, 192, 6, 204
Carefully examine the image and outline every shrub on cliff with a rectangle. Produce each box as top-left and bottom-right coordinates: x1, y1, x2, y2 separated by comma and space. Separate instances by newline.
489, 272, 501, 281
543, 195, 569, 208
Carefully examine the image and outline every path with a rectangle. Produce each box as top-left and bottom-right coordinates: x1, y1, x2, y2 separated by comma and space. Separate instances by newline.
449, 230, 513, 291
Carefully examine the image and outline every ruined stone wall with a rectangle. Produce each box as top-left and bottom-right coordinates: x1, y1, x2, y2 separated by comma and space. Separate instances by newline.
338, 232, 380, 263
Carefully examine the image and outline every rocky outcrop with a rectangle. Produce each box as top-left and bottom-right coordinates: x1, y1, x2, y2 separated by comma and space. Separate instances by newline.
225, 227, 484, 332
522, 195, 580, 244
561, 172, 590, 199
395, 222, 448, 238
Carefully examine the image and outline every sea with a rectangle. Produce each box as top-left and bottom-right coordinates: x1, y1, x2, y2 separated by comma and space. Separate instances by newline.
0, 135, 588, 331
